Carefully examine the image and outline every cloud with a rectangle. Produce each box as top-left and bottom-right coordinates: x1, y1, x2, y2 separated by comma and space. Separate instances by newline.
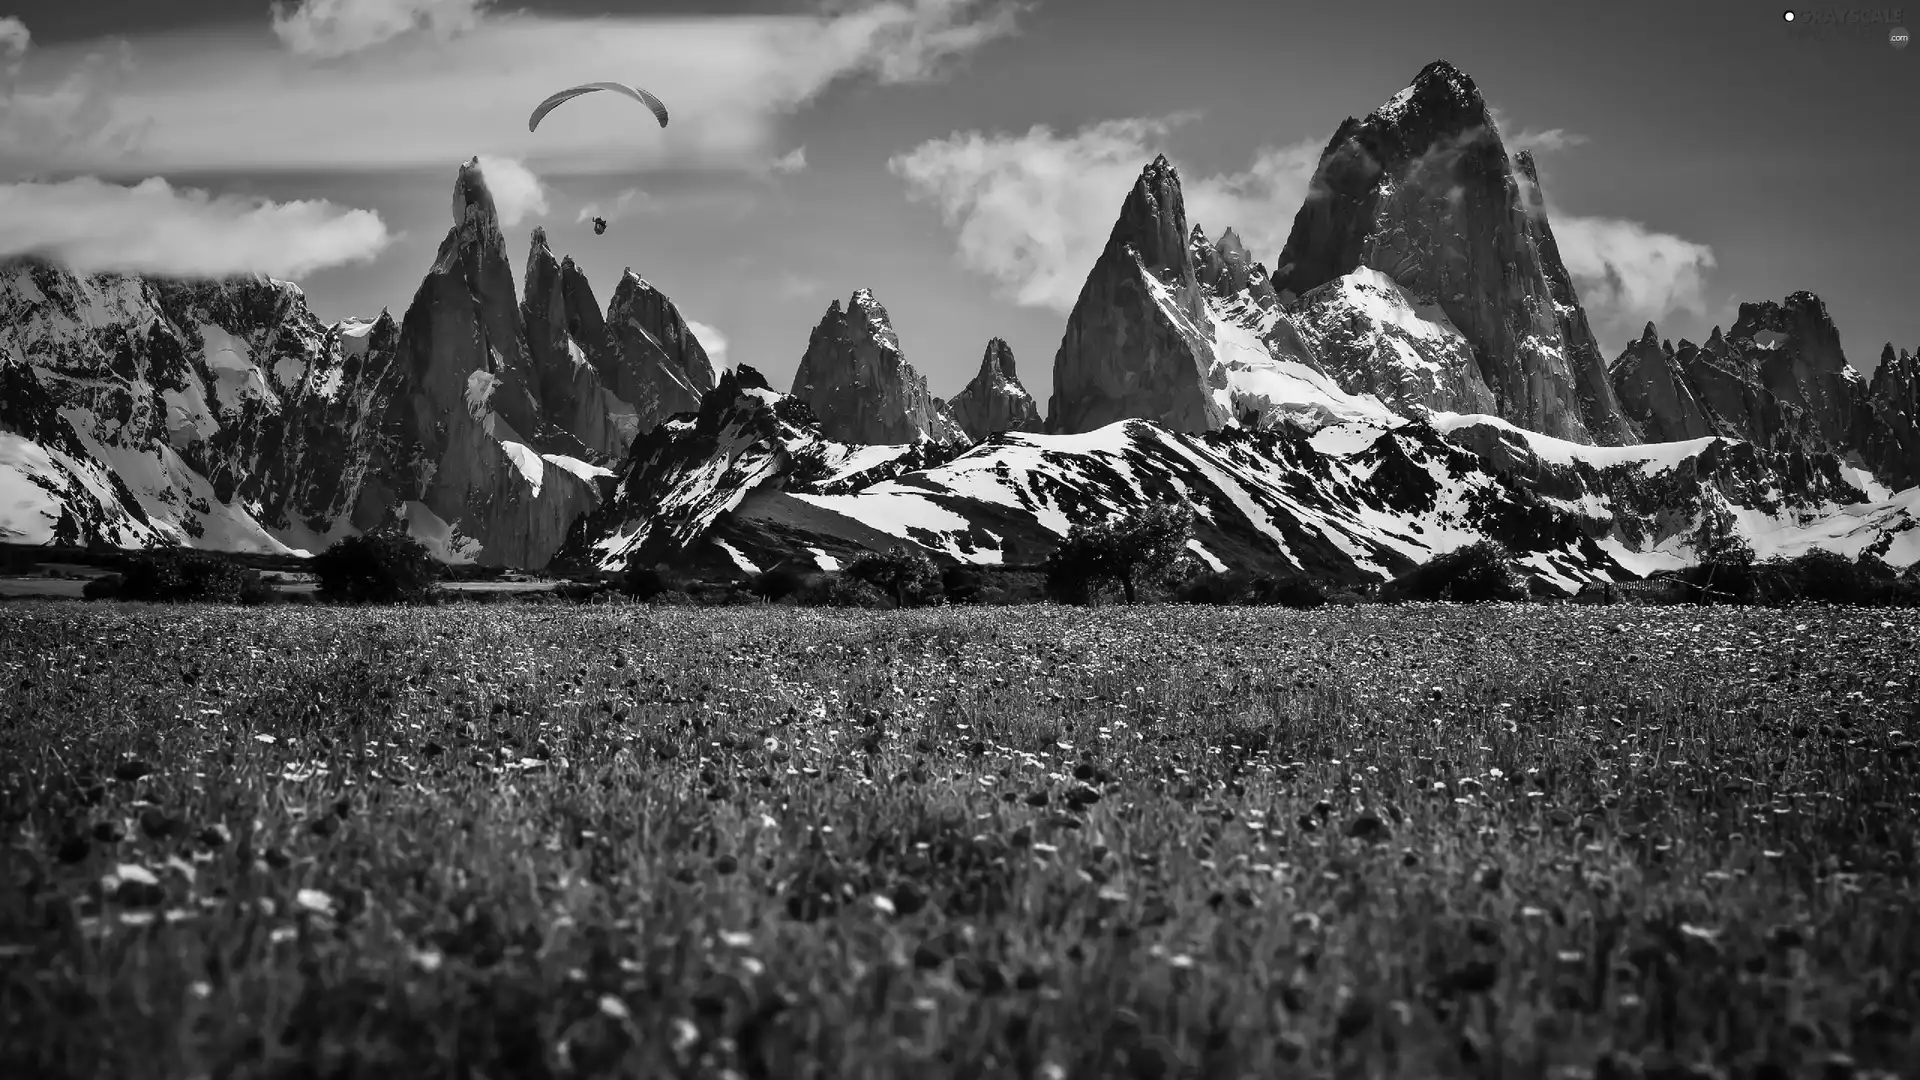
1552, 213, 1717, 353
684, 318, 730, 369
889, 114, 1321, 312
0, 1, 1021, 176
270, 0, 493, 58
473, 155, 546, 226
0, 23, 147, 171
1487, 107, 1590, 155
818, 0, 1025, 83
0, 175, 391, 278
0, 17, 27, 64
770, 146, 808, 174
774, 271, 823, 299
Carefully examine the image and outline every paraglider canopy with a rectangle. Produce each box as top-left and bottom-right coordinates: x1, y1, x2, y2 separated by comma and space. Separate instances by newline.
592, 217, 608, 236
529, 83, 669, 132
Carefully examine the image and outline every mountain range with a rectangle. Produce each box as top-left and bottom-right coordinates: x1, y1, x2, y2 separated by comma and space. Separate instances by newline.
4, 61, 1917, 587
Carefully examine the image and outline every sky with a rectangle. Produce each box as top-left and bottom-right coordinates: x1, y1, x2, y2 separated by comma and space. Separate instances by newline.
1, 0, 1914, 398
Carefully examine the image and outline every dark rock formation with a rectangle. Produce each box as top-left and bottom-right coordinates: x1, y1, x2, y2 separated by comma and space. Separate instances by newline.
1048, 156, 1227, 435
521, 227, 632, 460
948, 338, 1043, 440
350, 157, 604, 567
1513, 151, 1640, 444
1192, 225, 1279, 310
601, 268, 718, 435
1727, 292, 1870, 457
790, 289, 964, 444
1609, 323, 1713, 443
1272, 60, 1631, 444
1866, 345, 1920, 489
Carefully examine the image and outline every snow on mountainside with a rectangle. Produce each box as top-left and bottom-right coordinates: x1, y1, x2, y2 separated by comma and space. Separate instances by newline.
0, 257, 403, 553
559, 369, 1920, 592
0, 158, 722, 567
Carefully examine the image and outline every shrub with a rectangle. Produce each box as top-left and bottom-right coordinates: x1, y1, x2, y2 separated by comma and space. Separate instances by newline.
1045, 500, 1196, 606
1381, 541, 1527, 603
752, 561, 813, 602
846, 545, 941, 608
1174, 571, 1252, 606
797, 572, 891, 608
621, 561, 693, 601
1755, 550, 1920, 606
82, 574, 124, 600
313, 533, 441, 604
940, 565, 986, 605
117, 549, 274, 604
1250, 575, 1328, 609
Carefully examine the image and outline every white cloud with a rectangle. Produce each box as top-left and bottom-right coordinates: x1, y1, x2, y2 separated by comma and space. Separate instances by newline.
889, 114, 1320, 313
1552, 212, 1717, 354
0, 176, 391, 278
270, 0, 493, 58
0, 24, 147, 168
770, 146, 808, 174
685, 318, 730, 369
1487, 107, 1589, 156
473, 155, 546, 226
0, 17, 28, 64
0, 1, 1021, 176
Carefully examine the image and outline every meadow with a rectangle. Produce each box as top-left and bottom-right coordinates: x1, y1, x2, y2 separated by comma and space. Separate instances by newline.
1, 601, 1916, 1079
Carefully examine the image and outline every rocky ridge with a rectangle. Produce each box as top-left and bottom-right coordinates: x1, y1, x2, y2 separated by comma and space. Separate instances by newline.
947, 338, 1043, 440
790, 289, 964, 445
1270, 60, 1632, 444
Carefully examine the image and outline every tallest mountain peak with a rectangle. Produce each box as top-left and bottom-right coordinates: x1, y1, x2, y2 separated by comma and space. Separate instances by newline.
451, 156, 500, 230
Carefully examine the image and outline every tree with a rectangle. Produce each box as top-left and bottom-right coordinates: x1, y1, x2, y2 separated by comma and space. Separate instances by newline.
313, 532, 441, 604
1044, 499, 1196, 606
845, 545, 940, 608
117, 549, 274, 604
1687, 512, 1757, 604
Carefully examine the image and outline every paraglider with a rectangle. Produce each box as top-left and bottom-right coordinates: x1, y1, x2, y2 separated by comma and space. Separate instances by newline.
592, 217, 608, 236
528, 83, 669, 132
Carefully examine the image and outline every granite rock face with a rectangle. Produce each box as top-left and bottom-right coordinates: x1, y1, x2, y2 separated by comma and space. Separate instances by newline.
947, 338, 1043, 440
1271, 60, 1632, 444
1047, 156, 1228, 435
1610, 293, 1909, 487
790, 289, 964, 444
1866, 345, 1920, 490
350, 158, 607, 567
521, 227, 633, 460
1609, 323, 1714, 444
1512, 151, 1640, 445
601, 269, 718, 436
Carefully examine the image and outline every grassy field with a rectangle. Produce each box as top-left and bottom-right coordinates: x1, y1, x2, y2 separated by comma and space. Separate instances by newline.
2, 602, 1917, 1079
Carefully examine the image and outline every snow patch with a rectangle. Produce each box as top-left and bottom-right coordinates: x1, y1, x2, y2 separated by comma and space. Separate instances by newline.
714, 538, 762, 575
499, 440, 545, 496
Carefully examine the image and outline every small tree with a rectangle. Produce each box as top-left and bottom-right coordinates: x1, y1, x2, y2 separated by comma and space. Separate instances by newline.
1686, 513, 1758, 604
1044, 500, 1196, 606
845, 545, 940, 608
314, 532, 441, 604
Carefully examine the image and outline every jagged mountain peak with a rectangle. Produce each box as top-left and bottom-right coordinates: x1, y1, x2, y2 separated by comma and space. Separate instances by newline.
836, 289, 901, 352
451, 155, 500, 230
1110, 155, 1198, 282
1364, 59, 1492, 150
791, 288, 956, 444
981, 336, 1017, 380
